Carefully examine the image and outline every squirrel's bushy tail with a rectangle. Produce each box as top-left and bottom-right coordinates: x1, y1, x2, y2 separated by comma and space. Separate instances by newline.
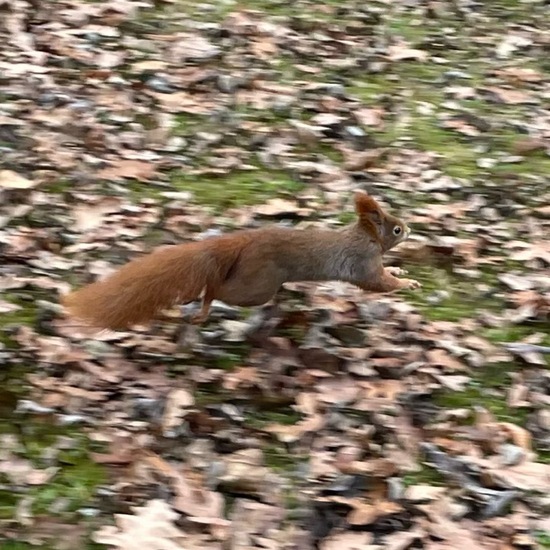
62, 238, 242, 330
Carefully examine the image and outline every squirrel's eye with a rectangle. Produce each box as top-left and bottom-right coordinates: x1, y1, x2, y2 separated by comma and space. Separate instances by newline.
393, 226, 402, 236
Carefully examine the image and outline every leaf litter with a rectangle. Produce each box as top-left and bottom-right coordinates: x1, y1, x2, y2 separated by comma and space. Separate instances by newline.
0, 0, 549, 548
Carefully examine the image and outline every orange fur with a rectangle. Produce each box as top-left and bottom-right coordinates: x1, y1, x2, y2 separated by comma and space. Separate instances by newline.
62, 236, 245, 330
62, 192, 421, 330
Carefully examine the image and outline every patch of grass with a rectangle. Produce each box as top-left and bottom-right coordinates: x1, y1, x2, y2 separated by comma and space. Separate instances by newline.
194, 387, 232, 406
433, 361, 529, 425
40, 180, 72, 194
172, 112, 207, 135
386, 13, 428, 43
0, 420, 106, 520
536, 532, 550, 549
213, 350, 248, 370
399, 115, 479, 178
401, 265, 503, 322
31, 441, 106, 515
245, 407, 303, 433
122, 180, 170, 201
488, 156, 550, 178
264, 443, 303, 473
482, 324, 550, 347
0, 297, 106, 523
348, 75, 394, 102
402, 465, 445, 487
0, 297, 37, 346
434, 325, 550, 436
170, 167, 303, 211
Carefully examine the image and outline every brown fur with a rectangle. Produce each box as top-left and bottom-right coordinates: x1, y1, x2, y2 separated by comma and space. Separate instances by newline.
62, 192, 421, 330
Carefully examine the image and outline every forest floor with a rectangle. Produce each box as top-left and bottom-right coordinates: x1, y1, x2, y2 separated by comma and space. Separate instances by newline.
0, 1, 549, 549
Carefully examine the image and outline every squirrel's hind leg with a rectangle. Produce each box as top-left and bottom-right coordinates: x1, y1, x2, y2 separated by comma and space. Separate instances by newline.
189, 287, 214, 325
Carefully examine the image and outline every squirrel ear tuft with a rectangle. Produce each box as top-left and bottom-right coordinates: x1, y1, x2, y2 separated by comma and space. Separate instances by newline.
354, 192, 383, 243
354, 191, 382, 220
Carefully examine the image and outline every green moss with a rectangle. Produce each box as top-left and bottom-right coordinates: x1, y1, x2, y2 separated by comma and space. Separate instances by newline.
401, 265, 503, 322
488, 156, 550, 178
434, 361, 529, 425
0, 297, 106, 524
0, 420, 106, 519
536, 532, 550, 549
40, 180, 72, 194
246, 408, 302, 430
31, 454, 105, 515
337, 211, 355, 225
263, 443, 302, 473
482, 324, 550, 347
170, 167, 303, 211
279, 324, 308, 345
402, 465, 445, 487
194, 387, 232, 406
0, 297, 37, 346
386, 14, 429, 43
214, 351, 247, 370
173, 112, 206, 135
348, 76, 393, 101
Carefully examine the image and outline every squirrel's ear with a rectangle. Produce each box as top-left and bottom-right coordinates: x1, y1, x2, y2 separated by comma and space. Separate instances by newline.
354, 191, 382, 226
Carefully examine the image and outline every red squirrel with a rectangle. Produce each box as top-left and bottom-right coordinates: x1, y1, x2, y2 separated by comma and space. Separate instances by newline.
62, 191, 421, 330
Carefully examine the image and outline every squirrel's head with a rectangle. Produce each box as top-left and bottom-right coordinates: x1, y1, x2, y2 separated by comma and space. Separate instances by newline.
354, 191, 410, 252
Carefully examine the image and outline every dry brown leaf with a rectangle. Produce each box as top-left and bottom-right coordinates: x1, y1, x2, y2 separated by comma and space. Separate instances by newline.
72, 197, 123, 232
484, 87, 535, 105
497, 422, 532, 451
405, 485, 446, 503
162, 388, 195, 433
96, 160, 158, 181
93, 499, 186, 550
171, 32, 220, 62
251, 37, 278, 60
143, 452, 225, 521
426, 349, 468, 372
265, 413, 325, 443
354, 107, 385, 127
0, 300, 21, 314
343, 148, 389, 171
320, 532, 374, 550
496, 67, 543, 84
388, 42, 428, 61
346, 499, 401, 526
222, 366, 258, 391
254, 198, 313, 217
0, 170, 36, 189
512, 137, 547, 155
479, 459, 550, 492
150, 90, 217, 114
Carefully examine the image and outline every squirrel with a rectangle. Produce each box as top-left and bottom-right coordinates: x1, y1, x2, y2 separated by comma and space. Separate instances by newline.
61, 191, 421, 331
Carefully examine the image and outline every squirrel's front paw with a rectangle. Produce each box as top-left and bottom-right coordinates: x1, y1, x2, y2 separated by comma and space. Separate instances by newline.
386, 266, 408, 277
402, 278, 422, 290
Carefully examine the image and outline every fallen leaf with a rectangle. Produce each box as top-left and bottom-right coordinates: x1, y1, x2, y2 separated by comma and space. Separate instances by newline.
72, 197, 123, 232
162, 388, 195, 432
96, 160, 158, 181
0, 170, 36, 189
388, 42, 428, 61
483, 87, 535, 105
93, 499, 186, 550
